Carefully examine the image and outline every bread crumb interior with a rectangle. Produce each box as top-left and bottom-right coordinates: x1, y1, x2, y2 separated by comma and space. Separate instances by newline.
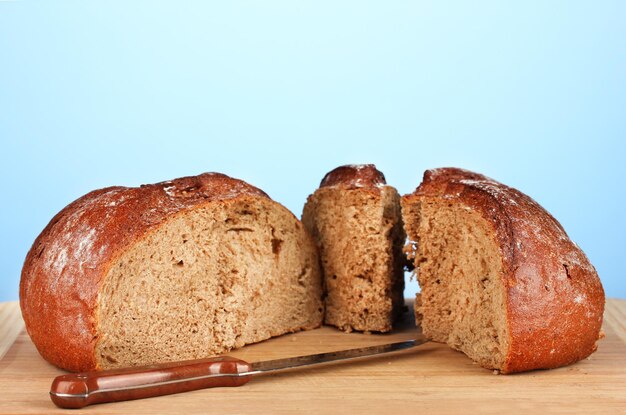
404, 199, 509, 369
96, 198, 322, 369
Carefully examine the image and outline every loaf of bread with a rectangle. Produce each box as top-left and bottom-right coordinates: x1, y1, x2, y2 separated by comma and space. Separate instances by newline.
302, 165, 406, 332
401, 168, 605, 373
20, 173, 324, 372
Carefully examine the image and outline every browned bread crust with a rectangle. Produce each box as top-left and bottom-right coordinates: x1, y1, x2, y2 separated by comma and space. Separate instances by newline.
19, 173, 287, 372
320, 164, 387, 189
403, 168, 605, 373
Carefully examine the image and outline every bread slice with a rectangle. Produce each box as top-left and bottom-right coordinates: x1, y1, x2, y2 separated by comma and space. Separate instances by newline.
302, 165, 406, 332
402, 168, 605, 373
20, 173, 323, 372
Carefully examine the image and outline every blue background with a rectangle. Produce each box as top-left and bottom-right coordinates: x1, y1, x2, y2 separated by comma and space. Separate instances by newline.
1, 1, 624, 302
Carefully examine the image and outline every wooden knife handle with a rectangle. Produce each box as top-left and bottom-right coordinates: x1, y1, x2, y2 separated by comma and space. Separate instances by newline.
50, 356, 252, 409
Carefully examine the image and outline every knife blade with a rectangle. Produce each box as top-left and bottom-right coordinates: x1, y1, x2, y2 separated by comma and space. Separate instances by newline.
49, 334, 428, 409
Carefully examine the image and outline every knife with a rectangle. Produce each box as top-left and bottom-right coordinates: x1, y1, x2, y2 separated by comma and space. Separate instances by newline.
50, 335, 428, 409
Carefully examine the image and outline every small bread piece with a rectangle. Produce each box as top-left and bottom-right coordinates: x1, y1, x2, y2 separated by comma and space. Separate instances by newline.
402, 168, 605, 373
302, 164, 406, 332
20, 173, 323, 372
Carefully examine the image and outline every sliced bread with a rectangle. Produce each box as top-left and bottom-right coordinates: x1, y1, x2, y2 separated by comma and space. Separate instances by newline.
302, 165, 406, 332
401, 168, 605, 373
20, 173, 324, 372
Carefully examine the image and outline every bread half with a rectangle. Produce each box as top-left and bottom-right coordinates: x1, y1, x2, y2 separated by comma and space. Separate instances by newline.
401, 168, 604, 373
20, 173, 323, 372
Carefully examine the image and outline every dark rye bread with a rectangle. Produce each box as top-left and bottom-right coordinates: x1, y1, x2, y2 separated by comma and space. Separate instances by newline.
401, 168, 605, 373
302, 165, 406, 332
20, 173, 323, 372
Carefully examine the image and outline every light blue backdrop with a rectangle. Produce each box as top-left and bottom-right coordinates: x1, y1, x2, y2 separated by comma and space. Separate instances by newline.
1, 1, 624, 302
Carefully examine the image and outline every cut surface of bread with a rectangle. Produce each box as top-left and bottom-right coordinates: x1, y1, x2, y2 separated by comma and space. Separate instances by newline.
20, 173, 323, 372
403, 198, 509, 369
402, 168, 605, 373
302, 165, 405, 332
97, 198, 322, 368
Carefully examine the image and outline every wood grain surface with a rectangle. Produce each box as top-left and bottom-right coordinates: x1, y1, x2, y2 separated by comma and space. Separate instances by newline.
1, 299, 625, 414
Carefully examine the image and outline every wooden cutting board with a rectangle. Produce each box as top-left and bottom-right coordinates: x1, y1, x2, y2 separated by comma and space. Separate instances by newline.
1, 299, 625, 414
